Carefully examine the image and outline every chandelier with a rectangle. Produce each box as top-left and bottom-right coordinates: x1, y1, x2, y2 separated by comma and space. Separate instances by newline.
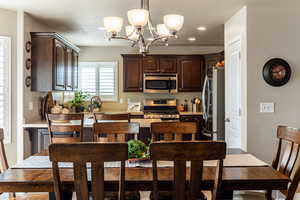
103, 0, 184, 54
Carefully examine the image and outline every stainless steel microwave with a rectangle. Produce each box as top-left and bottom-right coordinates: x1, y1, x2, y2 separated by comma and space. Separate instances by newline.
143, 74, 178, 93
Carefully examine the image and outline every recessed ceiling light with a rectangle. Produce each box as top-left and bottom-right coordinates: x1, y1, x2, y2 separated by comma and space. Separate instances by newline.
97, 27, 106, 30
148, 38, 154, 41
188, 37, 196, 41
197, 26, 207, 31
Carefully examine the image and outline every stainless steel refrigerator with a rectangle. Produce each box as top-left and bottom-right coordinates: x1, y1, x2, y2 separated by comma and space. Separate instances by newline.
202, 67, 225, 140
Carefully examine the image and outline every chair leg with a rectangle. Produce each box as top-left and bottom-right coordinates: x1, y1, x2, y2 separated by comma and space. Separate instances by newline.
266, 190, 272, 200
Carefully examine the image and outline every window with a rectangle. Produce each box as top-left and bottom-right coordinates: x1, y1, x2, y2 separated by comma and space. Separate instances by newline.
78, 62, 118, 101
0, 37, 11, 144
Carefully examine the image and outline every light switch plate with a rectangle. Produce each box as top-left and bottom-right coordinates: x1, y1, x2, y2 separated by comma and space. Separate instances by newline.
260, 102, 274, 113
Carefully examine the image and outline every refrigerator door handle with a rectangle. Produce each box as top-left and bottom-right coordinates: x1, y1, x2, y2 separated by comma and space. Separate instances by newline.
202, 76, 208, 121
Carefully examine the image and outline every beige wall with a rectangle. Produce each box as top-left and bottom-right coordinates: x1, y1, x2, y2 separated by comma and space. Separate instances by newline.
224, 7, 248, 150
247, 3, 300, 163
0, 8, 18, 165
79, 45, 224, 111
23, 13, 54, 158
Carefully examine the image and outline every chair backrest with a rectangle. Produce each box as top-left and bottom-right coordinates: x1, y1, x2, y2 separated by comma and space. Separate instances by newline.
49, 143, 128, 200
150, 141, 226, 200
94, 113, 131, 122
93, 122, 140, 142
272, 126, 300, 200
151, 122, 197, 141
46, 113, 84, 143
0, 129, 8, 173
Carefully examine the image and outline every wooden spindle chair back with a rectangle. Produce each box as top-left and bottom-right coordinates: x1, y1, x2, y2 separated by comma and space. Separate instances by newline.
49, 143, 128, 200
150, 141, 226, 200
151, 122, 197, 142
46, 113, 84, 143
94, 113, 131, 122
0, 129, 8, 173
0, 128, 15, 198
93, 122, 140, 142
272, 125, 300, 200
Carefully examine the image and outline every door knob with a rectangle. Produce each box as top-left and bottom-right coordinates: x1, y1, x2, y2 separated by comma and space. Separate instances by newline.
225, 118, 230, 123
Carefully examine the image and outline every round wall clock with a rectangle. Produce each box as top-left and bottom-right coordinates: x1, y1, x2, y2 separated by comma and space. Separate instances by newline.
262, 58, 291, 87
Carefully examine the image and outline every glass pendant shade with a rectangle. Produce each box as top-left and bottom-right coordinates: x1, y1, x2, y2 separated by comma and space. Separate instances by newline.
103, 17, 123, 33
163, 14, 184, 32
128, 9, 149, 27
157, 24, 171, 36
126, 26, 139, 40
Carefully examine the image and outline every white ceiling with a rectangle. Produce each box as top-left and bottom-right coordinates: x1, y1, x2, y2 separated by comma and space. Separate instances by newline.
0, 0, 283, 47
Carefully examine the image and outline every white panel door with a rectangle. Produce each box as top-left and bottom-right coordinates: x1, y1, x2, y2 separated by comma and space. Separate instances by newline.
225, 39, 242, 148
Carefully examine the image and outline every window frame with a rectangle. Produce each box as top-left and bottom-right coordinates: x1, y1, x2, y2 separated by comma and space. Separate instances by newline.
78, 61, 119, 102
0, 36, 12, 144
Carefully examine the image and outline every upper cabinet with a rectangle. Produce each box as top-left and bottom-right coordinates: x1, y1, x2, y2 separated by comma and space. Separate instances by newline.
122, 54, 205, 92
123, 55, 143, 92
30, 32, 80, 92
142, 55, 177, 73
177, 56, 205, 92
159, 56, 177, 73
143, 56, 159, 73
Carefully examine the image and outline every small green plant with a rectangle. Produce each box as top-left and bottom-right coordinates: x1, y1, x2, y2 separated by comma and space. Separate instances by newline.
128, 140, 149, 159
70, 91, 89, 112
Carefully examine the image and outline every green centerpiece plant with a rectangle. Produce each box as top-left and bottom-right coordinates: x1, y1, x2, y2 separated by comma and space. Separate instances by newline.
128, 140, 149, 161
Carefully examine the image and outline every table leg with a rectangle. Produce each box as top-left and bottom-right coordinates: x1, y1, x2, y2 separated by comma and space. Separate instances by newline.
220, 190, 233, 200
49, 192, 73, 200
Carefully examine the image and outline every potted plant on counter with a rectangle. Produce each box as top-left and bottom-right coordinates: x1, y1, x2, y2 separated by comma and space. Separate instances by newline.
70, 91, 89, 113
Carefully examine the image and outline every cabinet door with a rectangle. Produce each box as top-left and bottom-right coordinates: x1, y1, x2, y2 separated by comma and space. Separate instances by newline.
178, 56, 204, 92
123, 56, 143, 92
54, 40, 66, 90
204, 52, 224, 77
72, 51, 79, 90
66, 48, 73, 90
159, 56, 177, 73
143, 56, 159, 73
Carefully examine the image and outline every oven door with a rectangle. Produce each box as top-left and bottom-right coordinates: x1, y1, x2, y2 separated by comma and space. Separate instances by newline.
144, 75, 177, 93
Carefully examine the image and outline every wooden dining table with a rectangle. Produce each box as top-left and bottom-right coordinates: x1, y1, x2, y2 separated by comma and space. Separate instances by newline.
0, 149, 290, 200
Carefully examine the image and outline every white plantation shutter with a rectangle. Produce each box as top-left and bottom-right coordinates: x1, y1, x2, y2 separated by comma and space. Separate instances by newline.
79, 62, 118, 101
0, 37, 11, 144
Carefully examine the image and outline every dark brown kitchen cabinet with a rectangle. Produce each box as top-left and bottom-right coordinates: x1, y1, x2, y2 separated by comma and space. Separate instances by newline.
30, 32, 80, 92
72, 51, 79, 90
159, 56, 177, 73
123, 55, 143, 92
180, 114, 206, 140
177, 56, 204, 92
142, 55, 177, 73
143, 56, 159, 73
65, 48, 73, 90
54, 40, 66, 90
204, 52, 224, 77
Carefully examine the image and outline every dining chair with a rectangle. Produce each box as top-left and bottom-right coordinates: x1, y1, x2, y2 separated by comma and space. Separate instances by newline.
265, 125, 300, 200
151, 122, 197, 142
93, 122, 140, 142
150, 141, 226, 200
49, 142, 128, 200
0, 129, 15, 199
46, 113, 84, 143
94, 112, 131, 122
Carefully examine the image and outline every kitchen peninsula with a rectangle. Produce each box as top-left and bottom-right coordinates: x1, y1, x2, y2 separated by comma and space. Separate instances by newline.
23, 111, 203, 155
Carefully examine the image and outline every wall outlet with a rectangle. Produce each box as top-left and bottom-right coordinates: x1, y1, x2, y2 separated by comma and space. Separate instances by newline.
28, 102, 33, 111
260, 102, 274, 113
119, 98, 124, 104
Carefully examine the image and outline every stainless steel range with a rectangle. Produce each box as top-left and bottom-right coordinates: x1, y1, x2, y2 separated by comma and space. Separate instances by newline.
143, 99, 179, 120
